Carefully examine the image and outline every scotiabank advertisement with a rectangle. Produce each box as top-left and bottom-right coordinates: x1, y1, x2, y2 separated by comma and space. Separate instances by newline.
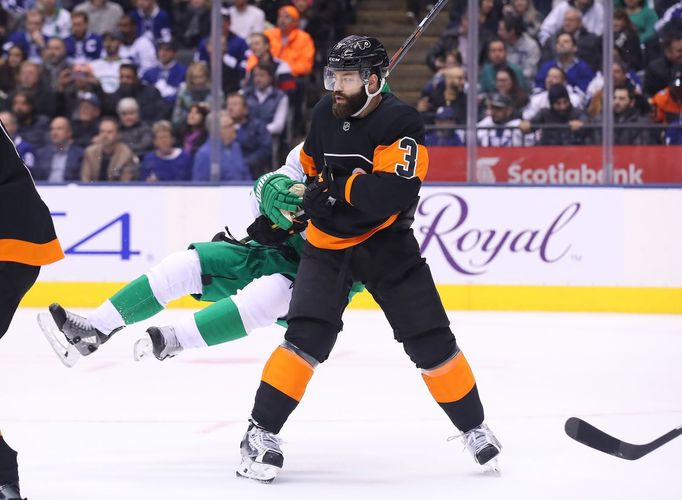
427, 146, 682, 184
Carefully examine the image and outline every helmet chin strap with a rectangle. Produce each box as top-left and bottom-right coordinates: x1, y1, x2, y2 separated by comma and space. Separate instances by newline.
351, 77, 386, 117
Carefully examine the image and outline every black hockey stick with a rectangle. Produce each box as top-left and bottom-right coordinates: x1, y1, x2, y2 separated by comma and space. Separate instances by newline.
386, 0, 450, 77
565, 417, 682, 460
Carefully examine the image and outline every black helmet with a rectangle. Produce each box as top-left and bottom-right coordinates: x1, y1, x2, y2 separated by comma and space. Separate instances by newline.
327, 35, 390, 78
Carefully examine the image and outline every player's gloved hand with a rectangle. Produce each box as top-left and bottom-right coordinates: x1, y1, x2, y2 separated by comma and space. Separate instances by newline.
303, 165, 348, 219
246, 214, 308, 246
254, 172, 304, 230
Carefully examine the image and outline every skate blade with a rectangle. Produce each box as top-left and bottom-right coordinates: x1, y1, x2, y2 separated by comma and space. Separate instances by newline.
235, 458, 280, 483
37, 312, 79, 368
133, 336, 154, 362
483, 458, 501, 476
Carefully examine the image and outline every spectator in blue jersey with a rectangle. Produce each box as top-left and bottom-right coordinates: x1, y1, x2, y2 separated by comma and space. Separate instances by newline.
129, 0, 172, 45
226, 92, 271, 178
41, 0, 71, 38
0, 110, 36, 168
64, 11, 102, 64
34, 116, 85, 182
107, 62, 168, 123
11, 91, 48, 148
195, 9, 247, 93
140, 120, 192, 181
192, 111, 250, 181
534, 32, 595, 93
171, 61, 212, 128
2, 9, 48, 63
242, 61, 289, 136
41, 37, 69, 91
656, 1, 682, 33
142, 40, 187, 105
425, 106, 464, 146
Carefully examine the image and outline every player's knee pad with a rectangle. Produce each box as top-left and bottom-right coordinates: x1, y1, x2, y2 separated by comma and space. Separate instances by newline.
284, 318, 339, 364
146, 249, 203, 305
402, 327, 458, 369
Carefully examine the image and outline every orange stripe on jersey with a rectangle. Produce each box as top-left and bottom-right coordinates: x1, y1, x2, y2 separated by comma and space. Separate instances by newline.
0, 237, 64, 266
373, 138, 429, 181
261, 346, 314, 401
421, 351, 476, 403
344, 172, 362, 204
300, 148, 317, 177
306, 214, 399, 250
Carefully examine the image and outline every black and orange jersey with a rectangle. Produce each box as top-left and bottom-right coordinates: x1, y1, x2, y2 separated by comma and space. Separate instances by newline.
0, 121, 63, 266
301, 92, 428, 250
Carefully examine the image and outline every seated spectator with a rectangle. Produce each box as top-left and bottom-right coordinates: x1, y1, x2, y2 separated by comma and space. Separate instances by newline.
651, 66, 682, 123
498, 13, 541, 82
41, 37, 69, 91
117, 97, 153, 159
41, 0, 71, 38
477, 93, 525, 146
242, 61, 289, 135
494, 66, 529, 115
12, 91, 48, 148
229, 0, 266, 40
91, 31, 124, 94
419, 48, 463, 102
118, 14, 158, 75
243, 32, 296, 94
264, 6, 315, 78
81, 117, 139, 181
655, 0, 682, 32
503, 0, 542, 38
15, 60, 55, 116
417, 66, 467, 123
178, 102, 209, 158
540, 7, 601, 72
624, 0, 658, 44
172, 61, 211, 128
0, 110, 36, 168
108, 63, 168, 123
71, 90, 102, 147
520, 84, 593, 145
2, 9, 48, 63
226, 92, 271, 179
34, 116, 85, 181
479, 0, 503, 37
644, 31, 682, 96
192, 111, 250, 181
54, 62, 105, 117
612, 86, 654, 144
142, 41, 187, 105
614, 9, 644, 71
196, 9, 248, 94
535, 33, 595, 93
539, 0, 604, 45
480, 39, 527, 94
424, 106, 464, 146
64, 11, 102, 64
175, 0, 210, 49
0, 45, 26, 97
523, 66, 584, 119
129, 0, 172, 45
140, 120, 192, 181
74, 0, 124, 36
585, 60, 646, 113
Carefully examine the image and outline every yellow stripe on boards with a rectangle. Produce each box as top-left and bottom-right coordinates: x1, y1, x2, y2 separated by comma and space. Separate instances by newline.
20, 282, 682, 314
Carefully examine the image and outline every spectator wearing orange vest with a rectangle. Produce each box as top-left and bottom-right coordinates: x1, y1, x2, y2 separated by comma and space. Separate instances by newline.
263, 6, 315, 78
651, 66, 682, 124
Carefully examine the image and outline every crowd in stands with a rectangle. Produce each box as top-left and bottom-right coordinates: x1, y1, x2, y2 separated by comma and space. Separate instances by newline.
418, 0, 682, 146
0, 0, 353, 181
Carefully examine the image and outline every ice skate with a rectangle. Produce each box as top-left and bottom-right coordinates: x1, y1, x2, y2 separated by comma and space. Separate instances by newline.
37, 303, 112, 367
133, 326, 183, 361
450, 423, 502, 472
236, 420, 284, 483
0, 481, 25, 500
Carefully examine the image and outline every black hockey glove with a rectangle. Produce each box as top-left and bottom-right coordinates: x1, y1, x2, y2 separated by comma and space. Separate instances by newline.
303, 165, 349, 219
246, 214, 308, 246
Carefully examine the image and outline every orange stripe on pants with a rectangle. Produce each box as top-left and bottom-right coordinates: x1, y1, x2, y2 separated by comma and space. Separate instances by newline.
421, 351, 476, 403
261, 346, 314, 401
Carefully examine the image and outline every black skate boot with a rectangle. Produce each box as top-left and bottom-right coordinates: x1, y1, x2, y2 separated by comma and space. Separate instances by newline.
452, 423, 502, 471
47, 303, 111, 356
0, 481, 25, 500
236, 420, 284, 483
133, 326, 183, 361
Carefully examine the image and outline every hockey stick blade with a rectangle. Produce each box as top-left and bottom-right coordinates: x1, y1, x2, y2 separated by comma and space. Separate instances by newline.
565, 417, 682, 460
37, 312, 80, 368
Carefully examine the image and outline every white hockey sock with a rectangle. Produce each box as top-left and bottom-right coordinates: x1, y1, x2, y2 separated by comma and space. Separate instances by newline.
89, 300, 125, 336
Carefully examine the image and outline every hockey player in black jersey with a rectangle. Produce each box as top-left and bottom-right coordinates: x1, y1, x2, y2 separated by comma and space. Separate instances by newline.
236, 35, 501, 483
0, 118, 64, 499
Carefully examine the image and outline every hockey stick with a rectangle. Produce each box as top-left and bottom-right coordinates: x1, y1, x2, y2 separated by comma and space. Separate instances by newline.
565, 417, 682, 460
386, 0, 450, 77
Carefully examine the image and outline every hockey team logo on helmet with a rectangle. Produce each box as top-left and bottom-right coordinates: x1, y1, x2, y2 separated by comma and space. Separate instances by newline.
324, 35, 390, 92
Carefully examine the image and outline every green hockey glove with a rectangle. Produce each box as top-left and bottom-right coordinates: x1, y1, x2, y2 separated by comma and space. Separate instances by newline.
254, 172, 304, 230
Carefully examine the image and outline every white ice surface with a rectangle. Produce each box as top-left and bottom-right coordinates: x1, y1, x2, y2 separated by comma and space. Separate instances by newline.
1, 309, 681, 500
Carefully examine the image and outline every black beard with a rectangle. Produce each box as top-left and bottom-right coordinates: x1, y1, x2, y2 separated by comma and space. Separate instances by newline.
332, 88, 367, 119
